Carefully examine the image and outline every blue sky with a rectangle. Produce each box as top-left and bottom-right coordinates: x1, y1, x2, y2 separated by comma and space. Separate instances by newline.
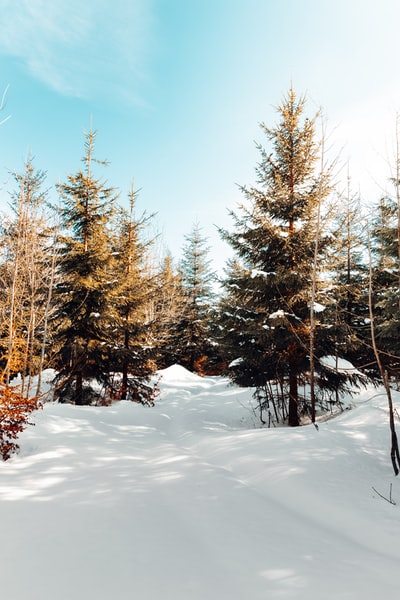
1, 0, 400, 272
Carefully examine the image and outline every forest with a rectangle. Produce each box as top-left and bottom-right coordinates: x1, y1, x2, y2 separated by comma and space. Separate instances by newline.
1, 87, 400, 463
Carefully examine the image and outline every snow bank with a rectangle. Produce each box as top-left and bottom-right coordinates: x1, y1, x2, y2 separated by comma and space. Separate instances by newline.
320, 355, 364, 375
157, 363, 205, 384
1, 366, 400, 600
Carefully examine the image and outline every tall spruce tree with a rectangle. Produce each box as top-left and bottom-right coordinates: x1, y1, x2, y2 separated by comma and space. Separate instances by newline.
53, 129, 120, 405
369, 195, 400, 377
219, 88, 357, 426
113, 185, 157, 404
326, 181, 371, 374
173, 223, 215, 373
369, 117, 400, 382
151, 253, 186, 369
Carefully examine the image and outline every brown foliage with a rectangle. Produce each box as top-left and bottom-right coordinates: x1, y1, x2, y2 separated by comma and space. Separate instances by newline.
193, 355, 228, 376
0, 385, 42, 460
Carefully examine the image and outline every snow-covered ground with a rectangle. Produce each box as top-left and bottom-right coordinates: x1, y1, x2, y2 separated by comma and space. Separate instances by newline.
1, 365, 400, 599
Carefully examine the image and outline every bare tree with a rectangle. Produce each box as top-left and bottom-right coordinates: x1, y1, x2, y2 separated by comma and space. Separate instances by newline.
367, 229, 400, 475
309, 116, 334, 423
0, 158, 55, 393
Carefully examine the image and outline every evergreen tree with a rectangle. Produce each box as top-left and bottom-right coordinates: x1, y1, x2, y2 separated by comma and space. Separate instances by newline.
326, 181, 371, 374
173, 223, 216, 373
53, 129, 120, 405
219, 89, 359, 426
112, 185, 158, 404
151, 253, 186, 369
370, 195, 400, 377
369, 117, 400, 381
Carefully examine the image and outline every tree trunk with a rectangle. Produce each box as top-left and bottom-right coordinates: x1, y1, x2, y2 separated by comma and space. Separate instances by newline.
288, 369, 300, 426
75, 370, 83, 406
368, 231, 400, 475
36, 237, 58, 396
121, 327, 129, 400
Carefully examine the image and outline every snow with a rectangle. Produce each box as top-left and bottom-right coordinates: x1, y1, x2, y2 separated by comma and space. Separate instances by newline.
269, 309, 286, 319
1, 367, 400, 599
312, 301, 325, 312
228, 357, 243, 368
320, 355, 364, 375
251, 268, 275, 278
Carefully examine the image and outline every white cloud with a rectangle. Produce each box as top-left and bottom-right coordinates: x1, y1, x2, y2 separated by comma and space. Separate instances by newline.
0, 0, 153, 104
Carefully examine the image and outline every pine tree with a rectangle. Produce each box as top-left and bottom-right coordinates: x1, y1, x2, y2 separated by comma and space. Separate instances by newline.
112, 184, 158, 404
53, 129, 120, 405
219, 88, 356, 426
370, 196, 400, 377
173, 223, 216, 373
326, 179, 371, 374
151, 253, 186, 369
370, 116, 400, 380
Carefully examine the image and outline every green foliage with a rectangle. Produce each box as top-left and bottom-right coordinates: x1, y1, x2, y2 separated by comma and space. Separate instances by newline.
171, 223, 217, 373
370, 196, 400, 377
53, 132, 158, 405
324, 185, 372, 373
111, 186, 158, 403
218, 88, 360, 426
53, 130, 125, 404
151, 254, 186, 369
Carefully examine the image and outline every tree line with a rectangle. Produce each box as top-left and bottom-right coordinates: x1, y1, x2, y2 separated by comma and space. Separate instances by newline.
2, 87, 400, 457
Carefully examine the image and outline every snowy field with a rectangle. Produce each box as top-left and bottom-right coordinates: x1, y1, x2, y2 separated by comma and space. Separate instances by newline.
1, 365, 400, 600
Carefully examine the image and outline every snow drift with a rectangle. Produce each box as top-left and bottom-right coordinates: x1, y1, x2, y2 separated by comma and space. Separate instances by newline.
1, 367, 399, 600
